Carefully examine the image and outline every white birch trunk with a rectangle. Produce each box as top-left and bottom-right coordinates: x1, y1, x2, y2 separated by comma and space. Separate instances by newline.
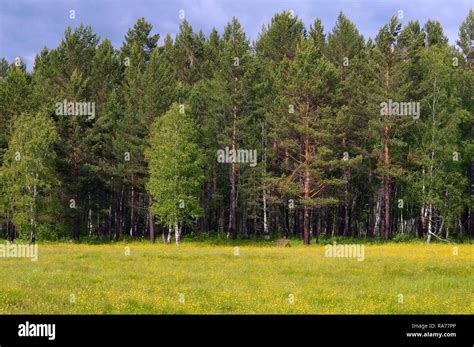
262, 123, 269, 240
263, 190, 269, 240
167, 224, 172, 244
427, 77, 438, 243
427, 203, 433, 243
175, 222, 180, 246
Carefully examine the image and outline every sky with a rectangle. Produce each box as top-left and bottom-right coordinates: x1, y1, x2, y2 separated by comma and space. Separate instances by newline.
0, 0, 472, 71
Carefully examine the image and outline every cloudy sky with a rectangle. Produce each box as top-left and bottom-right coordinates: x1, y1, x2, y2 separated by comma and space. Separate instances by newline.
0, 0, 471, 70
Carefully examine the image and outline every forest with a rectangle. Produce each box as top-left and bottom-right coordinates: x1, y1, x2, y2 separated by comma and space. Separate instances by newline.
0, 10, 473, 245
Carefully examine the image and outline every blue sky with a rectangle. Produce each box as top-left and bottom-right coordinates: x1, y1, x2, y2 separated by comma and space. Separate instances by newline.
0, 0, 472, 71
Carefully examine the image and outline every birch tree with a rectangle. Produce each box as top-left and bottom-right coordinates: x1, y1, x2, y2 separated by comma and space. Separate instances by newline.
0, 111, 58, 241
145, 104, 206, 245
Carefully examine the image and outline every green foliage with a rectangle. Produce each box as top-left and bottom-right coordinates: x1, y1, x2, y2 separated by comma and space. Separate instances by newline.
256, 11, 306, 62
0, 64, 32, 157
409, 46, 468, 227
120, 17, 159, 63
0, 111, 58, 237
327, 12, 365, 69
145, 104, 206, 226
269, 35, 343, 207
423, 20, 449, 47
456, 9, 474, 57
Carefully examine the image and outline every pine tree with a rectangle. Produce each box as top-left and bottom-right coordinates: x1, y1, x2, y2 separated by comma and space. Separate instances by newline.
423, 20, 448, 47
327, 12, 365, 80
120, 17, 159, 64
327, 12, 365, 236
202, 28, 222, 78
218, 17, 252, 239
255, 12, 306, 238
29, 24, 100, 240
116, 42, 146, 238
371, 15, 405, 239
90, 38, 121, 114
309, 19, 326, 54
456, 9, 474, 58
269, 35, 345, 244
188, 77, 228, 235
173, 20, 205, 86
256, 11, 306, 62
0, 58, 8, 78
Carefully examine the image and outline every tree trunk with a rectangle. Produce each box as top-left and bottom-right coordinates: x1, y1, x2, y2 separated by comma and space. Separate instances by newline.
427, 77, 438, 243
161, 224, 166, 243
229, 104, 238, 239
261, 122, 269, 240
262, 189, 269, 240
175, 222, 181, 246
130, 174, 135, 238
315, 207, 321, 241
109, 178, 114, 240
88, 193, 92, 236
303, 134, 311, 244
469, 162, 474, 238
302, 99, 311, 245
367, 173, 375, 237
427, 203, 433, 243
382, 125, 391, 240
118, 184, 124, 240
148, 195, 155, 243
167, 224, 172, 244
30, 176, 38, 243
342, 137, 350, 237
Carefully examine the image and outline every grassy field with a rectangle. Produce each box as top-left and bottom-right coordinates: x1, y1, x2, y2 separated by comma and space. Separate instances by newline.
0, 242, 472, 314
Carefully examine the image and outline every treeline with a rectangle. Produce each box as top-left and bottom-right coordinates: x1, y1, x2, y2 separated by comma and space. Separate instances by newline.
0, 11, 472, 244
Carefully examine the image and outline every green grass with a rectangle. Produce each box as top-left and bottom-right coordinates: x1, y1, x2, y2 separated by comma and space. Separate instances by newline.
0, 242, 472, 314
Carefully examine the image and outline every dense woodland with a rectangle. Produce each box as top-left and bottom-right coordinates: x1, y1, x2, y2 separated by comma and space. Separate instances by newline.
0, 10, 473, 244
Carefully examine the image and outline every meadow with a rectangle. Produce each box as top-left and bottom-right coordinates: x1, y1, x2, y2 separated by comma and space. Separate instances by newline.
0, 241, 472, 314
